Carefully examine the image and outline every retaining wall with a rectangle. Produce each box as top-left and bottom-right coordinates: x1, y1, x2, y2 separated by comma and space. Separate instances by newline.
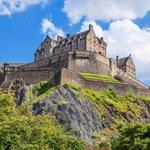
60, 68, 150, 96
0, 68, 54, 90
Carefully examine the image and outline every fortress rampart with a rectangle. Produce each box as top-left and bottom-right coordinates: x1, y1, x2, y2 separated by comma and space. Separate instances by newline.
60, 68, 150, 97
0, 68, 54, 90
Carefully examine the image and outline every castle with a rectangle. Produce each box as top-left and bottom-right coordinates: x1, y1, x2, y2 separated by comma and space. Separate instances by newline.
0, 24, 149, 96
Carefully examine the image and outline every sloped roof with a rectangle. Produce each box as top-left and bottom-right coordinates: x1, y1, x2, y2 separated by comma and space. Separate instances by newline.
63, 30, 89, 43
118, 57, 129, 66
70, 30, 89, 39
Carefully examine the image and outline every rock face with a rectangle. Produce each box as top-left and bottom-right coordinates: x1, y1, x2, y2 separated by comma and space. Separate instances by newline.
9, 79, 28, 106
32, 85, 150, 145
33, 86, 104, 144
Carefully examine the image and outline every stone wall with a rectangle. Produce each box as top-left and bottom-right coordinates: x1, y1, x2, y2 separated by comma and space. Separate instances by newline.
117, 69, 148, 89
60, 68, 150, 96
109, 59, 148, 89
86, 26, 106, 56
20, 52, 69, 71
30, 49, 147, 91
0, 68, 54, 90
68, 51, 111, 75
20, 57, 50, 69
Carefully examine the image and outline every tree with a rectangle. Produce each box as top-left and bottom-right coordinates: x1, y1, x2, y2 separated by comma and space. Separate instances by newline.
112, 124, 150, 150
0, 90, 85, 150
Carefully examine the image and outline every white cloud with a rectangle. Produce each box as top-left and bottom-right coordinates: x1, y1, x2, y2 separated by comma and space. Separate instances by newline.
80, 20, 103, 38
63, 0, 150, 24
41, 18, 65, 39
80, 19, 150, 81
0, 0, 51, 15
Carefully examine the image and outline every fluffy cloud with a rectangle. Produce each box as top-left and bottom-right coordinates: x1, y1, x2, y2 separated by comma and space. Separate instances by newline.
0, 0, 51, 15
41, 18, 65, 39
80, 20, 104, 38
81, 19, 150, 81
63, 0, 150, 24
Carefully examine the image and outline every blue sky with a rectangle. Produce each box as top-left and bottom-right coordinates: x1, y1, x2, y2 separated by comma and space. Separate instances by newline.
0, 0, 150, 84
0, 0, 83, 62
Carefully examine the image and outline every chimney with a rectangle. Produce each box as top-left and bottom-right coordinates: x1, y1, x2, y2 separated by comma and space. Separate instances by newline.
116, 56, 119, 66
89, 24, 93, 31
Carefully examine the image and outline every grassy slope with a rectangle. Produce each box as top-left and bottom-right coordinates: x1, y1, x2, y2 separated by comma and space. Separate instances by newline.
64, 83, 150, 144
80, 73, 119, 82
64, 83, 149, 113
24, 81, 150, 149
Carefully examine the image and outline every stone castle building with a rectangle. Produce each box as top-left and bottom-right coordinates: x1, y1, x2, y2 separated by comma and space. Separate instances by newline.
0, 24, 149, 95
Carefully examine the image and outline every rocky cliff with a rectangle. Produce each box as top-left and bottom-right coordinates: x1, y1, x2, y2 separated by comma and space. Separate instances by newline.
13, 81, 150, 145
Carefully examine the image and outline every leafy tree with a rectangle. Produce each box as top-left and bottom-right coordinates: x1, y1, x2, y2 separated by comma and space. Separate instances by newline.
0, 90, 85, 150
112, 124, 150, 150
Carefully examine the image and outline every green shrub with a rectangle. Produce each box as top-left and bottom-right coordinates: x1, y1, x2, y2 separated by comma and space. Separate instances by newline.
105, 88, 119, 99
112, 124, 150, 150
26, 81, 57, 104
0, 90, 85, 150
99, 141, 111, 148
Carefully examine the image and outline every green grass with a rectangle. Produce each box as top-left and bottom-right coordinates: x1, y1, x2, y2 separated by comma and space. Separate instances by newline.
80, 73, 120, 82
64, 83, 142, 115
139, 96, 150, 101
64, 83, 150, 145
64, 83, 145, 144
26, 81, 57, 104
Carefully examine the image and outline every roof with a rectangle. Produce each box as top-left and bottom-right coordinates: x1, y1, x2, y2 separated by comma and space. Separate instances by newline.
118, 56, 130, 66
63, 30, 89, 43
37, 24, 107, 52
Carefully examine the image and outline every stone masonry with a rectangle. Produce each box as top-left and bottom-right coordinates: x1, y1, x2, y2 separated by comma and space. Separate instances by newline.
0, 24, 149, 94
